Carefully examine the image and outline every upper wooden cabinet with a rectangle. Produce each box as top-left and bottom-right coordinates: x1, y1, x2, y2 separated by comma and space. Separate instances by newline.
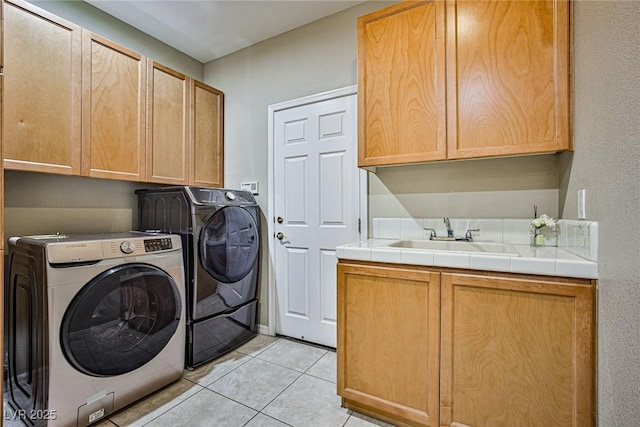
357, 0, 571, 167
2, 0, 224, 187
147, 68, 224, 187
191, 80, 224, 188
358, 0, 446, 167
82, 31, 146, 181
146, 61, 190, 185
3, 0, 82, 174
447, 0, 571, 158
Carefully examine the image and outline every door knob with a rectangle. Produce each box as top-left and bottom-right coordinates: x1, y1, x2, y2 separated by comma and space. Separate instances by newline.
276, 232, 284, 240
276, 216, 284, 224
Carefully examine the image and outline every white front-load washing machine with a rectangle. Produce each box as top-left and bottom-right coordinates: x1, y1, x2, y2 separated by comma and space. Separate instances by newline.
5, 232, 185, 426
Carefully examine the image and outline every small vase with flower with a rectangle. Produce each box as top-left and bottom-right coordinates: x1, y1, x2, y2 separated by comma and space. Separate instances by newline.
530, 214, 556, 247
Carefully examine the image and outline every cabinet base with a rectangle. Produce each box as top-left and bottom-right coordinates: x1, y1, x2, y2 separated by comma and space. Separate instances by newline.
342, 398, 430, 427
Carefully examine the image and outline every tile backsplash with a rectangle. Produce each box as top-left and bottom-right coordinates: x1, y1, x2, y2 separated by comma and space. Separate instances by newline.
372, 217, 598, 262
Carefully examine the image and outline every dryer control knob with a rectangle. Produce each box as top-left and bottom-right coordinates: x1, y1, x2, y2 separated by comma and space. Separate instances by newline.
225, 191, 236, 201
120, 241, 135, 254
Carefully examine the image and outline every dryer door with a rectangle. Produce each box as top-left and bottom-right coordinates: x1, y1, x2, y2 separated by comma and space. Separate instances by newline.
199, 206, 259, 284
60, 263, 181, 377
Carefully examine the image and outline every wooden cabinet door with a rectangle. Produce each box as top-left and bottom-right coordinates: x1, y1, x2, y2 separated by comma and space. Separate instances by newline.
190, 80, 223, 187
358, 0, 446, 167
82, 31, 146, 181
338, 262, 441, 426
146, 61, 190, 184
3, 0, 81, 174
446, 0, 571, 159
440, 273, 594, 427
1, 0, 4, 252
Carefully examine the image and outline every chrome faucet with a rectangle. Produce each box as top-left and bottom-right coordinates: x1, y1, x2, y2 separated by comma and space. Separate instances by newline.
424, 228, 437, 240
444, 218, 454, 238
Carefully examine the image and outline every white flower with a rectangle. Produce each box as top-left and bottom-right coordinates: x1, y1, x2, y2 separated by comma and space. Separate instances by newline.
531, 214, 556, 229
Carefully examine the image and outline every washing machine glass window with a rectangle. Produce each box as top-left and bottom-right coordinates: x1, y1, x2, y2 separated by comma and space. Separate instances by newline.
60, 263, 182, 377
199, 207, 259, 283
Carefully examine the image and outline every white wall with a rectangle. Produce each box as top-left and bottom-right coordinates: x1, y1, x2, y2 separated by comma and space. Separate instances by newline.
30, 0, 203, 78
560, 1, 640, 424
370, 155, 559, 220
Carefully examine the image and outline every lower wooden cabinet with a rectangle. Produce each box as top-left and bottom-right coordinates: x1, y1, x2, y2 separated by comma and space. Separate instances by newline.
337, 263, 441, 426
440, 273, 595, 427
337, 261, 595, 427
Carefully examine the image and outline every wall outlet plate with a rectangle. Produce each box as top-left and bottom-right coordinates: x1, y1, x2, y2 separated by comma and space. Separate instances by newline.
241, 181, 259, 195
578, 189, 586, 220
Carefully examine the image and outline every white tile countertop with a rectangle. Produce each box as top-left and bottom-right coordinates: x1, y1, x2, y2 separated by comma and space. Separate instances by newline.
336, 238, 598, 280
336, 219, 598, 279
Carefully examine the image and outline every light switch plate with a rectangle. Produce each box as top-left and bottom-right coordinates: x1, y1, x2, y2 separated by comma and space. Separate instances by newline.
241, 181, 259, 195
578, 189, 586, 219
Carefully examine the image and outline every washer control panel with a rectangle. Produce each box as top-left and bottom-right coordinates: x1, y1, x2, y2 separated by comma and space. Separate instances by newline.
46, 234, 181, 263
144, 237, 174, 252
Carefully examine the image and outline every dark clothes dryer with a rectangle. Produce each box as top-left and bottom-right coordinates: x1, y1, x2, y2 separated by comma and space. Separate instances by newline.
136, 186, 260, 368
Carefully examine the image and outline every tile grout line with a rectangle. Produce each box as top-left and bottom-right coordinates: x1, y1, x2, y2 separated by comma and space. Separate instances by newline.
139, 387, 209, 427
181, 336, 283, 387
113, 337, 343, 427
132, 346, 281, 427
255, 370, 305, 423
181, 348, 259, 388
201, 370, 304, 425
251, 344, 334, 425
242, 411, 295, 427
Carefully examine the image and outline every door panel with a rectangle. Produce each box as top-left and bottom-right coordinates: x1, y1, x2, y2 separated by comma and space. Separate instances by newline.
285, 247, 309, 318
319, 151, 347, 226
274, 93, 360, 347
284, 156, 308, 225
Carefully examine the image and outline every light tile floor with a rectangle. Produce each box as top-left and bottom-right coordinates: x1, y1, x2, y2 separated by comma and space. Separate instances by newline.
4, 335, 393, 427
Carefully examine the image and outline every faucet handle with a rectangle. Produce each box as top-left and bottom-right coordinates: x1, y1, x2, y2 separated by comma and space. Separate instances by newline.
423, 228, 437, 240
465, 229, 480, 241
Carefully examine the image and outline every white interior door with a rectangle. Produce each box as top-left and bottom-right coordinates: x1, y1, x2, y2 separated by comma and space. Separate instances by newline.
273, 93, 360, 348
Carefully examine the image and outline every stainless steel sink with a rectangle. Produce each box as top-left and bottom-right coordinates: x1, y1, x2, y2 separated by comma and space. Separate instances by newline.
387, 240, 520, 256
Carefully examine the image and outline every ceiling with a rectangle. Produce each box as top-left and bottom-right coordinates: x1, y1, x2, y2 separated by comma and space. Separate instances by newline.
84, 0, 365, 63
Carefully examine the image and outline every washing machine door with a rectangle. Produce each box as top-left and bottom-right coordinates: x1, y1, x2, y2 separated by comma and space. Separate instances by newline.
60, 263, 181, 377
199, 206, 259, 284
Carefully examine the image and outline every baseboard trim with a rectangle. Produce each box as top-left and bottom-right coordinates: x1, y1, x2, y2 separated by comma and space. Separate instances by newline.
258, 324, 272, 336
